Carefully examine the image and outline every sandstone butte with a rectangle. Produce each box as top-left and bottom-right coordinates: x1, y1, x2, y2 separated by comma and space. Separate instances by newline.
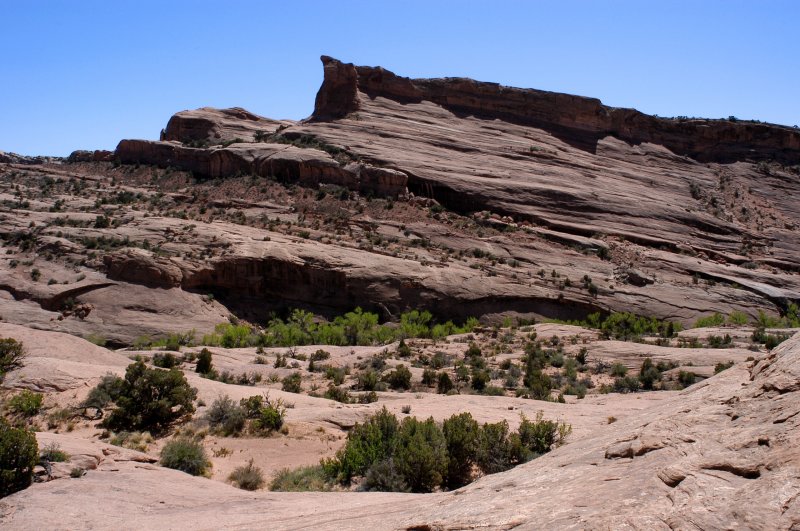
0, 56, 799, 530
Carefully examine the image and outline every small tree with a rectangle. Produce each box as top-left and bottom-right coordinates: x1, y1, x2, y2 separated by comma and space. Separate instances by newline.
0, 418, 38, 497
0, 338, 25, 382
442, 412, 480, 488
638, 358, 661, 390
102, 361, 196, 434
437, 372, 454, 394
392, 416, 448, 492
196, 348, 213, 375
384, 364, 412, 390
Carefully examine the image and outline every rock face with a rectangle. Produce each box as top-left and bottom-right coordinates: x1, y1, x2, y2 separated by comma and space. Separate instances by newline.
330, 57, 800, 164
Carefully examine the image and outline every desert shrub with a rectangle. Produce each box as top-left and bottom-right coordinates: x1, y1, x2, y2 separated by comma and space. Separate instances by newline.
152, 352, 180, 369
357, 391, 378, 404
270, 465, 331, 491
362, 458, 408, 492
0, 338, 25, 382
321, 408, 570, 493
430, 351, 449, 369
765, 334, 788, 350
638, 358, 661, 390
206, 395, 246, 436
250, 396, 286, 434
613, 375, 641, 393
82, 373, 125, 409
421, 368, 437, 387
442, 412, 480, 488
579, 312, 682, 340
471, 369, 490, 391
384, 364, 412, 390
322, 407, 399, 483
101, 361, 196, 434
396, 339, 412, 357
727, 311, 749, 325
714, 361, 734, 374
464, 343, 482, 359
516, 411, 571, 457
281, 372, 303, 393
160, 438, 210, 476
324, 385, 351, 403
228, 459, 264, 490
694, 313, 725, 328
7, 390, 43, 417
610, 362, 628, 377
324, 366, 347, 385
357, 370, 379, 391
525, 368, 552, 400
392, 416, 448, 492
707, 334, 732, 348
476, 420, 515, 474
437, 372, 454, 394
677, 370, 696, 388
108, 431, 153, 452
195, 348, 213, 375
40, 442, 69, 462
0, 418, 38, 497
575, 347, 588, 365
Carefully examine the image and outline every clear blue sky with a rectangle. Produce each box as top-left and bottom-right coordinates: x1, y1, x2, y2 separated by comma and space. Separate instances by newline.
2, 0, 798, 156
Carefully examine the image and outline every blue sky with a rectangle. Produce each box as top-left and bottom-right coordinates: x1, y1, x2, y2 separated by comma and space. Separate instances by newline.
2, 0, 798, 156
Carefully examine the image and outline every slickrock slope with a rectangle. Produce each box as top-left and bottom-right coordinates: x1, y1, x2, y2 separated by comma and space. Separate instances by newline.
3, 331, 799, 530
93, 56, 799, 337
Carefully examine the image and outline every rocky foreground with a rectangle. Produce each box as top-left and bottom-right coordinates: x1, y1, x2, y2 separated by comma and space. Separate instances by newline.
1, 327, 798, 530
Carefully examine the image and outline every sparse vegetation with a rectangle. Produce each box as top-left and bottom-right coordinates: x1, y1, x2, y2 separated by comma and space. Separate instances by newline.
229, 459, 264, 490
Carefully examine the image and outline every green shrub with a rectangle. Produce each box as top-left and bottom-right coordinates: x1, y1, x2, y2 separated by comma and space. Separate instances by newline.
613, 375, 640, 393
363, 458, 408, 492
250, 397, 286, 434
396, 339, 412, 357
152, 353, 180, 369
324, 385, 351, 403
0, 338, 25, 382
678, 370, 696, 388
322, 407, 399, 483
101, 361, 196, 434
517, 411, 571, 457
471, 369, 490, 391
727, 311, 749, 325
638, 358, 661, 390
437, 372, 454, 394
442, 412, 480, 488
476, 420, 515, 474
694, 313, 725, 328
714, 361, 734, 374
392, 416, 448, 492
228, 459, 264, 490
206, 395, 246, 436
40, 442, 69, 462
270, 465, 331, 492
384, 364, 412, 390
357, 370, 379, 391
421, 368, 437, 387
0, 418, 38, 497
195, 348, 213, 375
82, 373, 125, 409
281, 372, 303, 393
610, 363, 628, 377
7, 390, 43, 417
160, 438, 210, 476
